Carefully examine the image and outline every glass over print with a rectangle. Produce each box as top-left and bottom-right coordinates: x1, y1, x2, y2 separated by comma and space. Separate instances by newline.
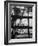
4, 1, 37, 44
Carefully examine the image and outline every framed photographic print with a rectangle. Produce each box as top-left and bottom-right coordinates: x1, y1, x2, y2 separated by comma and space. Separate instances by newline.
4, 1, 37, 45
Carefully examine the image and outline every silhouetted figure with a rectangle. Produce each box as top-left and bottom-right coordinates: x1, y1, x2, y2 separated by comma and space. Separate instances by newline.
11, 7, 21, 39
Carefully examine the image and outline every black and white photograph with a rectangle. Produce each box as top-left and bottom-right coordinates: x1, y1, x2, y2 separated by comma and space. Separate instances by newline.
4, 1, 37, 45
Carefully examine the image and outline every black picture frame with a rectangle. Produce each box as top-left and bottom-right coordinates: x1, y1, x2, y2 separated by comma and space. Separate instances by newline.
4, 1, 37, 45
